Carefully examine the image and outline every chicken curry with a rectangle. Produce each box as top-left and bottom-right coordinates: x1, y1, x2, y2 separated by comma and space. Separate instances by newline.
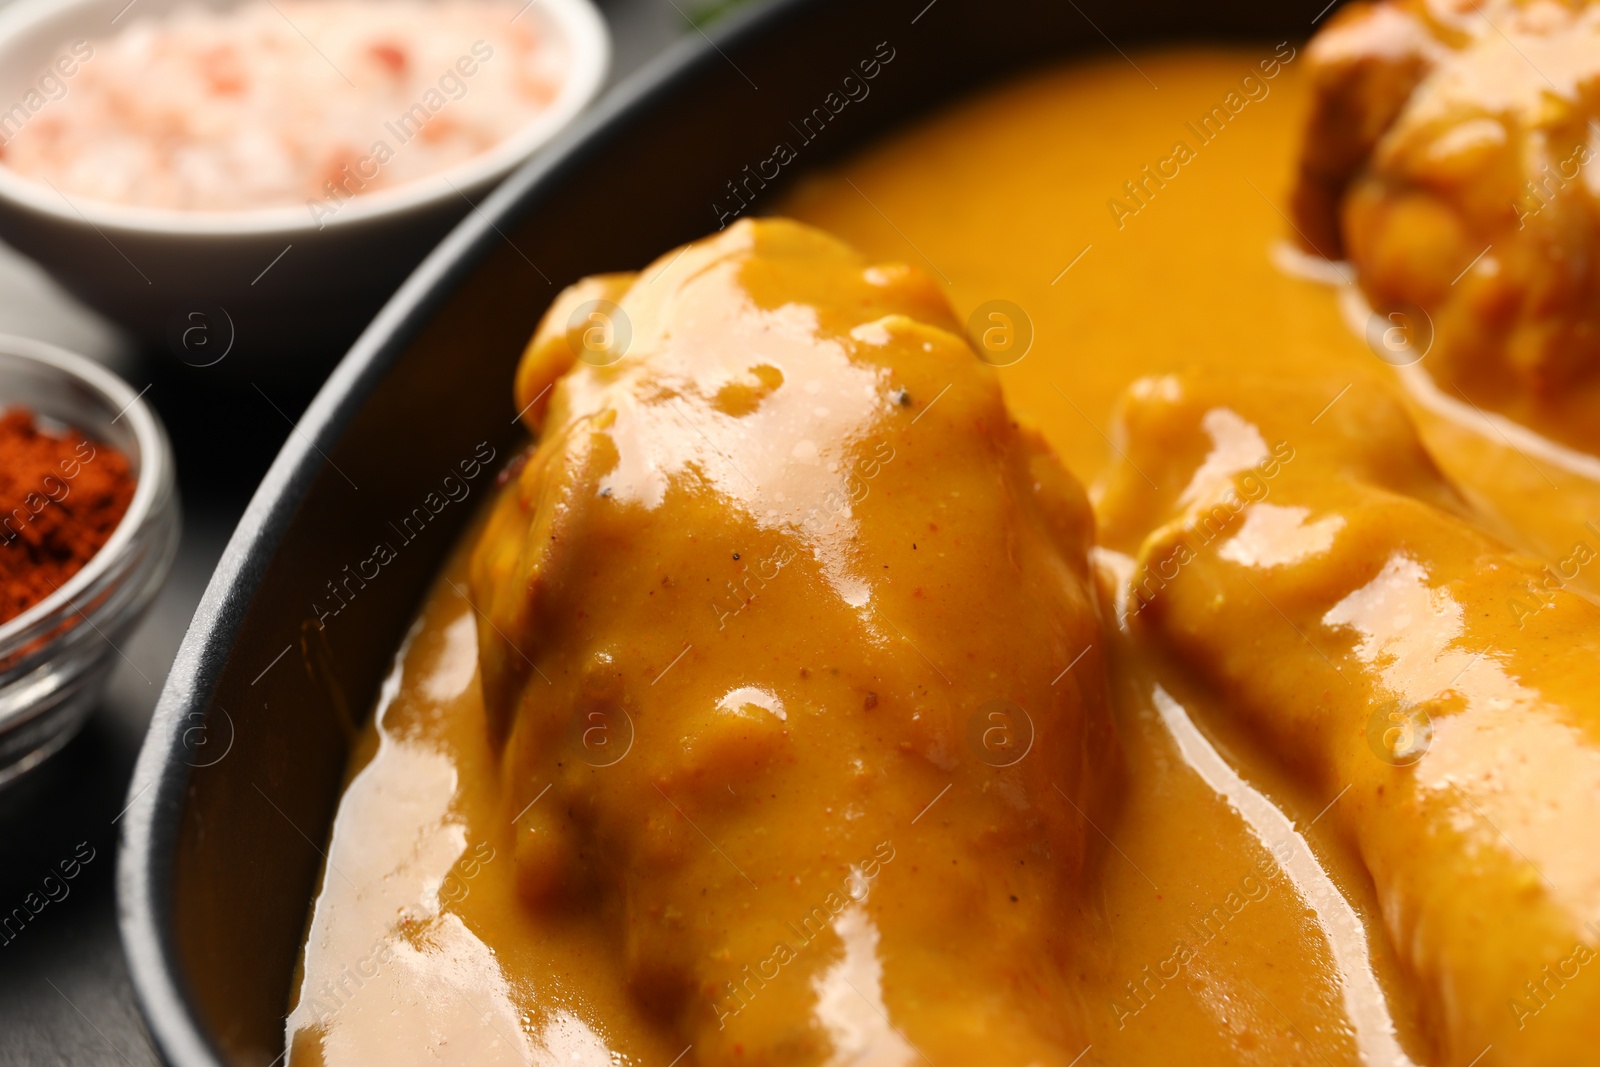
285, 6, 1600, 1065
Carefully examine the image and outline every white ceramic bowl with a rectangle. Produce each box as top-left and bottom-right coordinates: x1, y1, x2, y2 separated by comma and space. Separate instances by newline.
0, 0, 609, 380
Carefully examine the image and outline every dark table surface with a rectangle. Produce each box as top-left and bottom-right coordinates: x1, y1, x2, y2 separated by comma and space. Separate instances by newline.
0, 2, 698, 1061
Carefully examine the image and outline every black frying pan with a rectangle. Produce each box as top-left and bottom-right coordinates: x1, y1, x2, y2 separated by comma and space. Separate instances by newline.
116, 0, 1339, 1062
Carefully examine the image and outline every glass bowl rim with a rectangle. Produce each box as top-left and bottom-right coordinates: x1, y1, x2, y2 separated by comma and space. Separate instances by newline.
0, 332, 174, 649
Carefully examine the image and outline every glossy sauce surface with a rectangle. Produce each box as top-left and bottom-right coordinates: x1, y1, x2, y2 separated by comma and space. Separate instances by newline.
288, 47, 1600, 1066
472, 219, 1120, 1066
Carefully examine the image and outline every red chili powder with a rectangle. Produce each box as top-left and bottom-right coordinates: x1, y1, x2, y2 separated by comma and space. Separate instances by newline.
0, 408, 136, 626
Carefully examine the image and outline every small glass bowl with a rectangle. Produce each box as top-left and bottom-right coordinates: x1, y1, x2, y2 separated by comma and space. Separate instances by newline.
0, 334, 178, 787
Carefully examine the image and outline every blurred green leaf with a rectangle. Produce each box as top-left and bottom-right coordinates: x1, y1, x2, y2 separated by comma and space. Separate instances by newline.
688, 0, 763, 28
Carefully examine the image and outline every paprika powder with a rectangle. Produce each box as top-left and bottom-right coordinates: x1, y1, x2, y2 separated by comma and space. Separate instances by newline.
0, 407, 135, 625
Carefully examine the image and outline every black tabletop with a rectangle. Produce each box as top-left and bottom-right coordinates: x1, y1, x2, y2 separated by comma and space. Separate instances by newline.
0, 2, 695, 1061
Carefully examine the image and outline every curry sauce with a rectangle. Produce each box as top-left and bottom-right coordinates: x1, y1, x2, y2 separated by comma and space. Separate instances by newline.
285, 45, 1600, 1067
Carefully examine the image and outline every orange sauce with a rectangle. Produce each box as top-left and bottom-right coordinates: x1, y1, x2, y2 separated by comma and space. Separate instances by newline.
286, 47, 1600, 1066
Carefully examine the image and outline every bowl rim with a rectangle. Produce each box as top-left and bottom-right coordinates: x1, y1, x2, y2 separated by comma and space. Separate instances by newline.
0, 332, 172, 649
0, 0, 611, 237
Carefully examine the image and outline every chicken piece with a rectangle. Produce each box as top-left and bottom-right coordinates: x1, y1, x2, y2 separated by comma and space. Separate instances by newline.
1099, 373, 1600, 1067
1292, 0, 1600, 449
468, 219, 1118, 1065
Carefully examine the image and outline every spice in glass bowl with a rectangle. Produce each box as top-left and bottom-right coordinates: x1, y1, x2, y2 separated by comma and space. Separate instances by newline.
0, 407, 134, 625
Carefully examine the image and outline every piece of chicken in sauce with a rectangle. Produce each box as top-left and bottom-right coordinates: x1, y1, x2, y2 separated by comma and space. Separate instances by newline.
468, 219, 1120, 1065
1099, 373, 1600, 1067
1293, 0, 1600, 451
